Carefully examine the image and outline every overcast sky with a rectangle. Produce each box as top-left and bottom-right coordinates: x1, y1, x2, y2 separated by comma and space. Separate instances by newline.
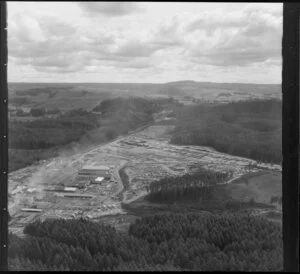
7, 2, 282, 84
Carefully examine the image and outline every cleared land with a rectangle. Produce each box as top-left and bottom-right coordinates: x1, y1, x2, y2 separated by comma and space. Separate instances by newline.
8, 119, 281, 236
225, 172, 281, 204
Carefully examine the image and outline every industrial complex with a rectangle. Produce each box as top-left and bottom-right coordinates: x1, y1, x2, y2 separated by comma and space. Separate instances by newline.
9, 124, 282, 238
18, 163, 113, 214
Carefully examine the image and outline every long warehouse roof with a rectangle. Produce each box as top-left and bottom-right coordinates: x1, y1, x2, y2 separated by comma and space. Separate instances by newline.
21, 208, 43, 212
63, 193, 94, 198
81, 164, 110, 170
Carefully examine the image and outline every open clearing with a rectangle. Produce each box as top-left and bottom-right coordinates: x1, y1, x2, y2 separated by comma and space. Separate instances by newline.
226, 172, 281, 204
8, 121, 281, 235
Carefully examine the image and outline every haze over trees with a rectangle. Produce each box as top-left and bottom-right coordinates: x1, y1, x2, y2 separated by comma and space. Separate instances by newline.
8, 97, 161, 172
171, 99, 281, 164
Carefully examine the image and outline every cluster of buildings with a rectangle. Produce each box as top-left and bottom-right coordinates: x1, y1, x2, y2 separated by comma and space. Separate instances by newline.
21, 164, 112, 212
61, 164, 112, 198
78, 164, 111, 179
67, 164, 111, 189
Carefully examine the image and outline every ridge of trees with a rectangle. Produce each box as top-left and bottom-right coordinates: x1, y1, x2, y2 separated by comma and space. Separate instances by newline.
92, 97, 161, 116
9, 97, 162, 172
9, 109, 99, 150
171, 99, 281, 163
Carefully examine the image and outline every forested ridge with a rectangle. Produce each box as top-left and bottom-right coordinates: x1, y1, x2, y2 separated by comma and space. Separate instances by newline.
10, 98, 159, 150
9, 97, 160, 172
171, 99, 281, 163
9, 109, 99, 150
9, 214, 282, 271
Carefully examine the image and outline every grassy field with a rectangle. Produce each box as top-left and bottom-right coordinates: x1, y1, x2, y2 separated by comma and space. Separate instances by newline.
225, 171, 281, 204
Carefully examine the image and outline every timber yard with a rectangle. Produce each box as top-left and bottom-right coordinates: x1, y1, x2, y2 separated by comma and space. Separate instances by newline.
8, 118, 282, 236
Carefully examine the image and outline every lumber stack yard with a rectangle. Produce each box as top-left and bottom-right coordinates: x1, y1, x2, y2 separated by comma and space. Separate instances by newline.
8, 118, 282, 236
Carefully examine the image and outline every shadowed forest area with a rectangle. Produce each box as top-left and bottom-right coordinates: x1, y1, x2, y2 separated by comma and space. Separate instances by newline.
9, 214, 282, 271
171, 99, 281, 164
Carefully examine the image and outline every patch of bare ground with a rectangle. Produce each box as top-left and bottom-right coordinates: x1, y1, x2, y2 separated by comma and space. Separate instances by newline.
8, 124, 281, 233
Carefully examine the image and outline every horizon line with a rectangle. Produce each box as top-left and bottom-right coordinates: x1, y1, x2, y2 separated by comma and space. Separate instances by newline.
7, 80, 281, 86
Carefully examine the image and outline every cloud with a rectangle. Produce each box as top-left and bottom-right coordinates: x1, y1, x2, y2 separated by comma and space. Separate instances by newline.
8, 12, 117, 73
8, 8, 164, 74
244, 3, 283, 17
116, 58, 154, 70
38, 16, 77, 38
9, 13, 80, 56
184, 4, 282, 67
77, 2, 143, 17
150, 16, 185, 47
111, 39, 163, 58
16, 52, 91, 73
7, 2, 282, 83
186, 10, 245, 35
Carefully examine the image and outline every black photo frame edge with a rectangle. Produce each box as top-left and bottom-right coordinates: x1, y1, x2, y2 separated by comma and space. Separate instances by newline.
282, 3, 300, 272
0, 1, 299, 272
0, 1, 8, 271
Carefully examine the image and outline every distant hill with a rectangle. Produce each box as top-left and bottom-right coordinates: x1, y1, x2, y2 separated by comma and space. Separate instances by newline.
164, 80, 198, 86
8, 81, 281, 110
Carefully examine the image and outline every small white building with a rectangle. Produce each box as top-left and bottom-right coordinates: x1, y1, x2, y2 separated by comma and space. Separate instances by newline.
91, 176, 104, 184
63, 187, 77, 192
27, 188, 36, 193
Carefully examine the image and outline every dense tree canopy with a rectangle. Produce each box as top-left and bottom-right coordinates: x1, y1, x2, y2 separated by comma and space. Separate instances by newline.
30, 107, 46, 117
146, 168, 231, 203
9, 213, 282, 271
171, 99, 281, 164
9, 109, 99, 150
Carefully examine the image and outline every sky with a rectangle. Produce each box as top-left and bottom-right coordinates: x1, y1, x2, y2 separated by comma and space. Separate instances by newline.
7, 2, 283, 84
